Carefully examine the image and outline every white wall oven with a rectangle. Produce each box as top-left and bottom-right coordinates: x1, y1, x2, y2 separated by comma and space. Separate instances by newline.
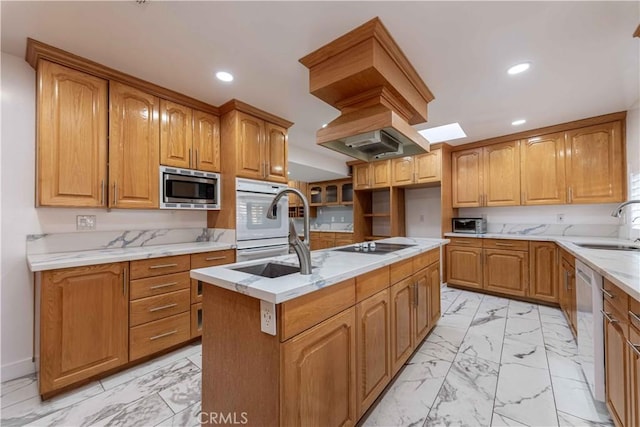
236, 178, 289, 261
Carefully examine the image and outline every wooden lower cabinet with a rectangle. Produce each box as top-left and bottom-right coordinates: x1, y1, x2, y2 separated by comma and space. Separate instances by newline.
604, 301, 629, 427
483, 249, 528, 298
413, 267, 430, 344
445, 245, 483, 289
390, 277, 414, 375
282, 307, 357, 427
40, 263, 128, 395
529, 242, 558, 303
356, 289, 391, 417
559, 252, 577, 335
428, 261, 441, 328
628, 326, 640, 427
310, 232, 354, 250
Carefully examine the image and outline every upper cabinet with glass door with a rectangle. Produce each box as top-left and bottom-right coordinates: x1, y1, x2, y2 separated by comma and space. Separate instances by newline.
308, 178, 354, 206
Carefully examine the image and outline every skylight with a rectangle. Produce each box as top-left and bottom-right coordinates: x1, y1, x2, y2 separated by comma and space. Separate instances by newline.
418, 122, 467, 143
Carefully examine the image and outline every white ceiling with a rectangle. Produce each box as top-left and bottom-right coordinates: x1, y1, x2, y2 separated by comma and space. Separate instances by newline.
2, 1, 639, 181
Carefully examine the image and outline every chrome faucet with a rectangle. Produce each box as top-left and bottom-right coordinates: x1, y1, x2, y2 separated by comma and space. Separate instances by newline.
610, 200, 640, 217
266, 188, 312, 275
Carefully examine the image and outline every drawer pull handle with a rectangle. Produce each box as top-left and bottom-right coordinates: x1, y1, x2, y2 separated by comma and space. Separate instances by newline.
149, 303, 178, 312
149, 263, 178, 270
150, 282, 178, 290
601, 310, 618, 324
601, 288, 614, 299
628, 340, 640, 357
629, 311, 640, 323
149, 330, 178, 341
205, 256, 227, 261
495, 243, 514, 247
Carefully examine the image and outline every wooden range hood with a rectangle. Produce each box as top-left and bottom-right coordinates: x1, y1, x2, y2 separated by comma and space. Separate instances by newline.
299, 17, 435, 162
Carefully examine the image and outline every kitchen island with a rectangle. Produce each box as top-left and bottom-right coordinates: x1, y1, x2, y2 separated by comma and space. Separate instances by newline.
191, 237, 448, 426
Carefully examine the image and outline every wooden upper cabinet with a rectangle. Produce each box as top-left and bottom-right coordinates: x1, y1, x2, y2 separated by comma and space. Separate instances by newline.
264, 123, 288, 183
452, 148, 483, 207
521, 132, 566, 205
415, 149, 441, 184
234, 111, 288, 183
371, 160, 391, 188
484, 141, 520, 206
391, 157, 414, 186
236, 112, 264, 180
37, 60, 108, 207
109, 82, 160, 209
40, 262, 128, 395
160, 100, 192, 169
193, 110, 221, 172
565, 121, 624, 204
353, 163, 371, 190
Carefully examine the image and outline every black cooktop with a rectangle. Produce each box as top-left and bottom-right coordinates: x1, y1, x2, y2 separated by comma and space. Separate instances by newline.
333, 243, 416, 255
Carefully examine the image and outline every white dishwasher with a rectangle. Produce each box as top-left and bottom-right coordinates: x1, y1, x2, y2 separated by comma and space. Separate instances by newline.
576, 259, 605, 402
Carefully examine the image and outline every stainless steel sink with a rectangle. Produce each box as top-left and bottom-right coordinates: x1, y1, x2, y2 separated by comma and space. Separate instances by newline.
232, 262, 305, 278
575, 243, 640, 252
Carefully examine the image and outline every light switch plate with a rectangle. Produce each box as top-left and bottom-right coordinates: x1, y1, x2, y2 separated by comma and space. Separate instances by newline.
76, 215, 97, 231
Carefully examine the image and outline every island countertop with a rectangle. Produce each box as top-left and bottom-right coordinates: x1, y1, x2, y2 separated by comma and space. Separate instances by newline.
191, 237, 448, 304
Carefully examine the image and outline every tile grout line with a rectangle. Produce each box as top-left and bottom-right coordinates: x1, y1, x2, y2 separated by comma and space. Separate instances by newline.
539, 306, 563, 427
488, 298, 510, 427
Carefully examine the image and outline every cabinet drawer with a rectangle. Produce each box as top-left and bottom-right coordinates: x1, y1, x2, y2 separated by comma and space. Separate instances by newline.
482, 239, 529, 251
191, 249, 235, 269
356, 267, 390, 302
447, 237, 482, 247
130, 289, 190, 327
280, 278, 355, 341
390, 257, 414, 284
130, 312, 191, 361
413, 248, 439, 272
191, 303, 203, 338
130, 255, 190, 279
629, 298, 640, 331
603, 279, 629, 318
130, 271, 190, 300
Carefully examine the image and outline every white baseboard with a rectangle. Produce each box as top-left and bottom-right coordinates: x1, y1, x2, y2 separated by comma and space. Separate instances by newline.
1, 357, 36, 382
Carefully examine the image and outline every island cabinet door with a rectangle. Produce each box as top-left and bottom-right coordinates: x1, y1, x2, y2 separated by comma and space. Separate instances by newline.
282, 307, 356, 427
604, 302, 629, 427
390, 277, 414, 375
628, 326, 640, 427
356, 289, 391, 417
413, 268, 430, 345
428, 261, 441, 327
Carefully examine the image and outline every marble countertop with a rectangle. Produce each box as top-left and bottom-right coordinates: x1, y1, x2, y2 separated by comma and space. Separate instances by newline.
28, 242, 235, 272
444, 232, 640, 302
191, 237, 448, 304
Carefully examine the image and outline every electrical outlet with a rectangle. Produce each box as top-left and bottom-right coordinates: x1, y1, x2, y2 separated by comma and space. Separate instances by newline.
76, 215, 96, 231
557, 213, 565, 223
260, 300, 277, 335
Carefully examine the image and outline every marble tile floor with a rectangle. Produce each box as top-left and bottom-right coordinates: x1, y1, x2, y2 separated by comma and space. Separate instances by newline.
1, 286, 613, 427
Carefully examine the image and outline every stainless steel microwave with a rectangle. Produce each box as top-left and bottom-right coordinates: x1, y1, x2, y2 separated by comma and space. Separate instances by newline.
159, 166, 220, 210
452, 217, 487, 234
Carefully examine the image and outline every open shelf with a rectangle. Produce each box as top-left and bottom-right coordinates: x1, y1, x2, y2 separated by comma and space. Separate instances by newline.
363, 213, 391, 218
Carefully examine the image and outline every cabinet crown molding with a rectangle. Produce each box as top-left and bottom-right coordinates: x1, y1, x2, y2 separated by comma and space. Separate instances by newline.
218, 99, 293, 128
26, 38, 220, 116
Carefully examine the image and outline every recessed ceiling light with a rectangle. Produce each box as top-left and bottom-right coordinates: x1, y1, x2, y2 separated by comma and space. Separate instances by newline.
418, 122, 467, 143
512, 119, 527, 126
321, 123, 328, 128
215, 71, 234, 82
507, 62, 531, 75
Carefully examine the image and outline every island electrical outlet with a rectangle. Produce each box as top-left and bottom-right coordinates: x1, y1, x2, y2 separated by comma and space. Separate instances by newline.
260, 300, 277, 335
